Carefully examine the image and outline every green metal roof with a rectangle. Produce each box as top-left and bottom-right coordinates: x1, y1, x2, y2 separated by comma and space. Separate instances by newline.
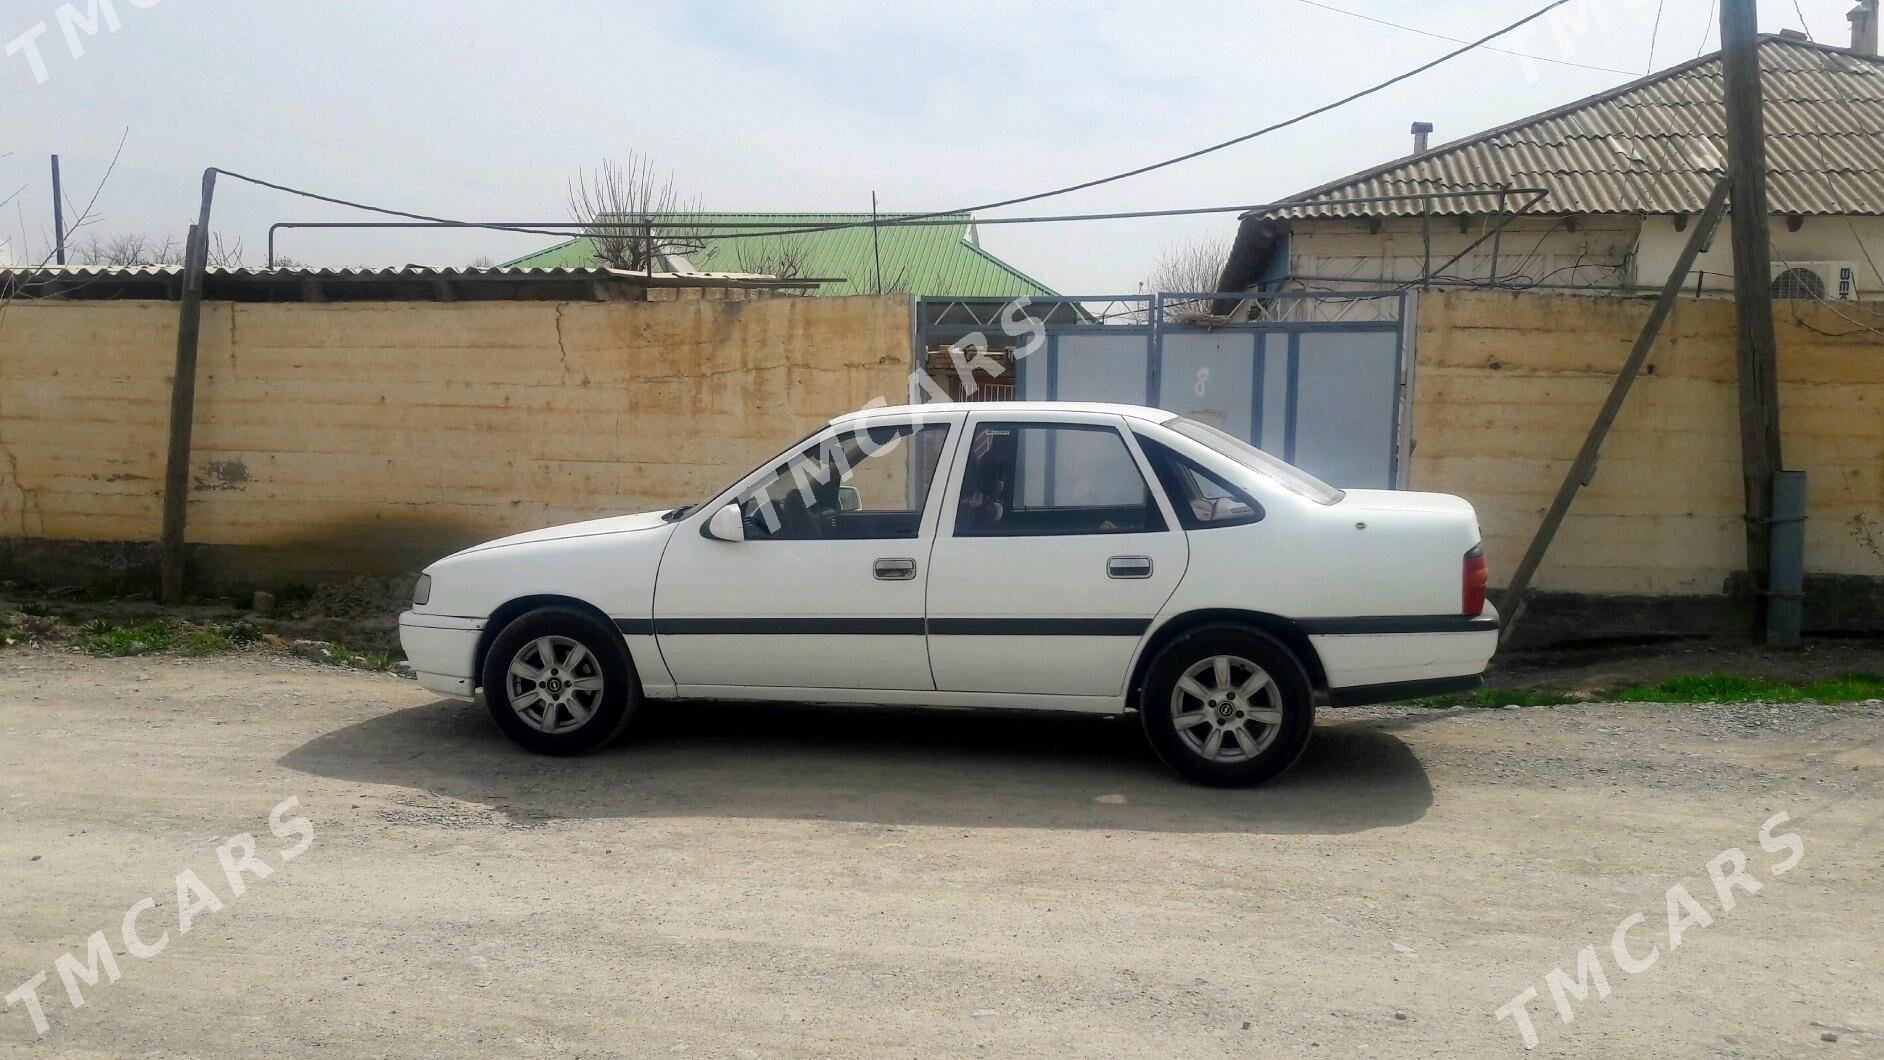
502, 212, 1057, 298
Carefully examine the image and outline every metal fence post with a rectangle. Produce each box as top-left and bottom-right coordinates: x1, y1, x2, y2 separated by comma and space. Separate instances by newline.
1765, 470, 1807, 647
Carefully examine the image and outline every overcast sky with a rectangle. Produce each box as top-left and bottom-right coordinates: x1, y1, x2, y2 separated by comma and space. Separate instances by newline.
1, 0, 1857, 291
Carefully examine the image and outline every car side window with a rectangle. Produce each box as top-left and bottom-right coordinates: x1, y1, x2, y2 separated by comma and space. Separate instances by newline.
740, 423, 950, 540
954, 422, 1167, 537
1135, 433, 1264, 529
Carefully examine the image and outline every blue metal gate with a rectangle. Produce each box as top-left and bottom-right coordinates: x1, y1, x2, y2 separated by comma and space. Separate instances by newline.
919, 291, 1410, 489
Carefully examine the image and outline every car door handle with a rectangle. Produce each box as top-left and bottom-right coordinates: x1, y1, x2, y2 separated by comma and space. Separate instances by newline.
874, 557, 918, 581
1107, 555, 1154, 579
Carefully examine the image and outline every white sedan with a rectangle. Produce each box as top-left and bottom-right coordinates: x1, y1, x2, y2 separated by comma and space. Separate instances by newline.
400, 402, 1497, 786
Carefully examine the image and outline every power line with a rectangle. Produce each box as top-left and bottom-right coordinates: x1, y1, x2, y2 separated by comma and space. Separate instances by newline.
227, 0, 1577, 254
853, 0, 1580, 232
262, 189, 1550, 263
1696, 0, 1718, 56
1292, 0, 1639, 76
1646, 0, 1667, 73
1790, 0, 1814, 40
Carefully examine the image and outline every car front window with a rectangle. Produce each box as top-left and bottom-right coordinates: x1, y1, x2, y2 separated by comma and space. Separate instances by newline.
1165, 417, 1345, 505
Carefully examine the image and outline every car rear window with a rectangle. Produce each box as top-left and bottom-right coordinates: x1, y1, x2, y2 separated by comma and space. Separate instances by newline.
1164, 418, 1345, 505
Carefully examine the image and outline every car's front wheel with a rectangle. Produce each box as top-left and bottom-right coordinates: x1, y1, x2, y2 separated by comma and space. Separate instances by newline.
481, 607, 637, 755
1140, 626, 1315, 787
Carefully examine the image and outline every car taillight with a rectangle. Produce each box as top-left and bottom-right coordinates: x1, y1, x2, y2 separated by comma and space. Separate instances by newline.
1463, 546, 1488, 615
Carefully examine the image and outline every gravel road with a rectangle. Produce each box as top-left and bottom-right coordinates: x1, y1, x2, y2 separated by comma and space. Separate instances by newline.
1, 646, 1880, 1057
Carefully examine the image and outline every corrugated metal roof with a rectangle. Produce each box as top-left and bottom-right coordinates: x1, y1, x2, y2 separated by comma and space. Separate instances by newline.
1266, 37, 1884, 219
504, 212, 1058, 299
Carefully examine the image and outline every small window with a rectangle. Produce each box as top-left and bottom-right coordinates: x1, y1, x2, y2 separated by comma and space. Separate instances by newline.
954, 422, 1167, 537
1136, 434, 1264, 529
740, 423, 950, 540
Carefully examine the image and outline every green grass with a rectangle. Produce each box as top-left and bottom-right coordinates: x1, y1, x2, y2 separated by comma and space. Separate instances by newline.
1413, 671, 1884, 709
74, 619, 262, 658
74, 618, 177, 656
1610, 672, 1884, 704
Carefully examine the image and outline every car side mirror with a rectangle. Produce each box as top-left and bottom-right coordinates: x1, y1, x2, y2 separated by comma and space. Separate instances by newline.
837, 485, 861, 512
704, 502, 746, 542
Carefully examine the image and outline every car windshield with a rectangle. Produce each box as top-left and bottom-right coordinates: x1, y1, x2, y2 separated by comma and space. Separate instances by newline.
1164, 417, 1345, 505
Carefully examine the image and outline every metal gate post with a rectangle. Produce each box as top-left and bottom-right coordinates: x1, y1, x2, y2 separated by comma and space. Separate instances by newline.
1765, 470, 1807, 647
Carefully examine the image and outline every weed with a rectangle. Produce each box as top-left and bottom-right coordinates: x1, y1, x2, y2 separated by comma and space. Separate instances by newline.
1612, 672, 1884, 704
73, 619, 176, 657
1414, 672, 1884, 709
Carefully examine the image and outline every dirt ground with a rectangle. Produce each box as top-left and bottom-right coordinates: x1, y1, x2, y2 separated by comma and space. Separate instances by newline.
2, 646, 1882, 1058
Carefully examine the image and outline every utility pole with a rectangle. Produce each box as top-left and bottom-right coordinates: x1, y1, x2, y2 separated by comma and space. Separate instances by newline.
50, 155, 66, 265
158, 169, 219, 603
1719, 0, 1785, 634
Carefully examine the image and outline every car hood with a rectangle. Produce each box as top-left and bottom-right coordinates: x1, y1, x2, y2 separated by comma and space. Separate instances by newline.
1335, 488, 1478, 517
449, 509, 677, 557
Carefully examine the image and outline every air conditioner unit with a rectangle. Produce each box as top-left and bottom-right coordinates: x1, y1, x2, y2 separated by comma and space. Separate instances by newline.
1769, 261, 1861, 301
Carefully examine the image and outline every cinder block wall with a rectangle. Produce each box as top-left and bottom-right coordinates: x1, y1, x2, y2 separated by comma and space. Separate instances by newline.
0, 295, 913, 586
1411, 290, 1884, 600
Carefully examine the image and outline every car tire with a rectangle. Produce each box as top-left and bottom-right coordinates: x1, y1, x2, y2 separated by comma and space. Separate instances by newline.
481, 606, 638, 756
1139, 625, 1315, 787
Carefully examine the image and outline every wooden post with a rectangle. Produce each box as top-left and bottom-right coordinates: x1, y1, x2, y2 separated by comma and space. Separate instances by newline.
158, 170, 218, 603
1720, 0, 1786, 631
1498, 181, 1732, 644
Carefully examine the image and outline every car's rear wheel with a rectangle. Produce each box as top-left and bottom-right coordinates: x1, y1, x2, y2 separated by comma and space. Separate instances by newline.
481, 607, 637, 755
1140, 626, 1315, 787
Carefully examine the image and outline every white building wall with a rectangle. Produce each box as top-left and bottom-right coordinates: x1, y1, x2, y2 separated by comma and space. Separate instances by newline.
1283, 215, 1640, 292
1634, 214, 1884, 298
1283, 213, 1884, 301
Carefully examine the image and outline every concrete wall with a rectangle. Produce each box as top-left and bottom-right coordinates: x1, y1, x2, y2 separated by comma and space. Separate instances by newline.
1410, 289, 1884, 612
0, 295, 913, 587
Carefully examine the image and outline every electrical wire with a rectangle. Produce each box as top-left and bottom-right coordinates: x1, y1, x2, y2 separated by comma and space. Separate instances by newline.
1291, 0, 1639, 76
221, 0, 1577, 250
1696, 0, 1717, 56
1646, 0, 1667, 73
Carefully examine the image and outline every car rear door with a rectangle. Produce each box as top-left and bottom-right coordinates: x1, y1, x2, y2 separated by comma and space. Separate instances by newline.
924, 411, 1187, 698
653, 413, 963, 692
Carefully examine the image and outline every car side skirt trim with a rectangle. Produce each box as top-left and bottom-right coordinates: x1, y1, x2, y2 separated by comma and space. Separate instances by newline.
617, 617, 1152, 636
619, 616, 1497, 637
1326, 674, 1483, 706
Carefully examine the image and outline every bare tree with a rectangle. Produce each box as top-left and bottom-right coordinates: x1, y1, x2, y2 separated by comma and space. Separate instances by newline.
565, 153, 703, 271
1140, 236, 1234, 300
0, 130, 126, 317
70, 231, 246, 267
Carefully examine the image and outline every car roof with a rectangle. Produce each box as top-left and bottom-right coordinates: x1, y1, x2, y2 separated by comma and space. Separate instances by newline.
828, 401, 1179, 425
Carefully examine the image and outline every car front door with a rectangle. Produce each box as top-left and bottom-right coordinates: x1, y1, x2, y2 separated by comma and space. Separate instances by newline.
925, 412, 1188, 698
654, 413, 962, 692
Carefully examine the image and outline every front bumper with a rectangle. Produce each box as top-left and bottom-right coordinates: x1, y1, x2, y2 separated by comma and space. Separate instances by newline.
397, 611, 484, 700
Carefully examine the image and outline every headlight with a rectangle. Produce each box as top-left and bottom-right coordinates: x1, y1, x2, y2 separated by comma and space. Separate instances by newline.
412, 574, 432, 607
